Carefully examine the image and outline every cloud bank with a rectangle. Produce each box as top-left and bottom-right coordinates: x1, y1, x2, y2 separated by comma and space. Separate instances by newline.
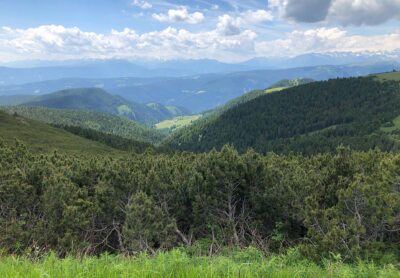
1, 24, 400, 62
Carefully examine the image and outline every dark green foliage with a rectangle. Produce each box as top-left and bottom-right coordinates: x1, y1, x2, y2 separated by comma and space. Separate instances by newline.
123, 192, 176, 253
1, 141, 399, 262
2, 106, 165, 144
165, 77, 400, 154
53, 124, 158, 153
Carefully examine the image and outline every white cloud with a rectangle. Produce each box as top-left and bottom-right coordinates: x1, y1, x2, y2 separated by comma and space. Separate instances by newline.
152, 7, 204, 24
240, 10, 274, 24
132, 0, 152, 9
0, 24, 257, 62
1, 24, 400, 62
255, 27, 400, 57
216, 14, 242, 36
269, 0, 400, 25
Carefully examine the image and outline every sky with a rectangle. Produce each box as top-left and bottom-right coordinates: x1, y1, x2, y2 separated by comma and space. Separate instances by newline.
0, 0, 400, 62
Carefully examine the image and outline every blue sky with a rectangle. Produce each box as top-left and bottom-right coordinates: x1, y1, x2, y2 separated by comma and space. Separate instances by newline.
0, 0, 399, 62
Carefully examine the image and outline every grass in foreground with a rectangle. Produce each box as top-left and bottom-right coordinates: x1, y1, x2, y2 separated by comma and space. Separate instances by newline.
1, 249, 399, 278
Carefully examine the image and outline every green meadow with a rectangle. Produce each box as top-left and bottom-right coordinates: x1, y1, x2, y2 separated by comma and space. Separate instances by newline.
1, 249, 399, 278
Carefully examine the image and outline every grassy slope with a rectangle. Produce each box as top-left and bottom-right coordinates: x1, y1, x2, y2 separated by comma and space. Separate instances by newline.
1, 250, 398, 278
155, 115, 202, 131
0, 111, 118, 155
374, 71, 400, 82
2, 106, 165, 144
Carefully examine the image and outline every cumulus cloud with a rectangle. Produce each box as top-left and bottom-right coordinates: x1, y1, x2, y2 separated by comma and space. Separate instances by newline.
216, 15, 242, 36
1, 24, 400, 62
269, 0, 400, 25
255, 27, 400, 57
215, 10, 272, 37
240, 10, 274, 24
0, 24, 257, 62
131, 0, 152, 9
152, 7, 204, 24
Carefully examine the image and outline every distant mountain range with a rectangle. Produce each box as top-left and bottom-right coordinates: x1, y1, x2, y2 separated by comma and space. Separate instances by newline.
2, 62, 398, 113
1, 50, 399, 86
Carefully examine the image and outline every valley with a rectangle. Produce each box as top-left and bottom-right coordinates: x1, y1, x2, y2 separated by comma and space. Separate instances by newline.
2, 67, 400, 277
1, 3, 400, 274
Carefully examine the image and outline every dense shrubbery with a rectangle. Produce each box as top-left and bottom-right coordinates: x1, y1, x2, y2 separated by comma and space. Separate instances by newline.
1, 141, 399, 263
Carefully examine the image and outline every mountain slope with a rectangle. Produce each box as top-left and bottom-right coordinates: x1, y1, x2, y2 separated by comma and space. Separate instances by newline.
161, 78, 313, 136
164, 73, 400, 154
0, 110, 119, 155
19, 88, 188, 125
2, 106, 165, 144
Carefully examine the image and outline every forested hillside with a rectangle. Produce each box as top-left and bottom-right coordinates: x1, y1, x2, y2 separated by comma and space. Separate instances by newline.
158, 78, 313, 136
2, 106, 165, 144
165, 75, 400, 154
17, 88, 189, 125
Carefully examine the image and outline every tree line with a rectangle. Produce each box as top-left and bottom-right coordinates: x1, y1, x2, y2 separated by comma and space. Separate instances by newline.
1, 141, 399, 262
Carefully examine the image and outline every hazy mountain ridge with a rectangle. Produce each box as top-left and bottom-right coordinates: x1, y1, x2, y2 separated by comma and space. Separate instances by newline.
1, 50, 399, 86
